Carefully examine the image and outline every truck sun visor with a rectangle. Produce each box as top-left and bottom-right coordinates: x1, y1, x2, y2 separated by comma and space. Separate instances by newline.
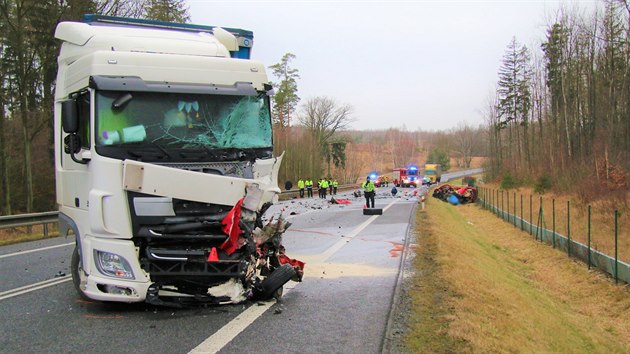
89, 76, 257, 96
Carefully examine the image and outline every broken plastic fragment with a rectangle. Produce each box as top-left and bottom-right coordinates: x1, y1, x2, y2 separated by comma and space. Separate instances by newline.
220, 198, 245, 255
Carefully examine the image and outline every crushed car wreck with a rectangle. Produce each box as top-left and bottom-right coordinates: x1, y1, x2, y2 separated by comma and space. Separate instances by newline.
432, 184, 477, 205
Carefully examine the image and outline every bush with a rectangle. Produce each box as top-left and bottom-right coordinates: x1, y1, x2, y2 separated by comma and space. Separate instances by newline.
500, 170, 518, 190
534, 175, 552, 194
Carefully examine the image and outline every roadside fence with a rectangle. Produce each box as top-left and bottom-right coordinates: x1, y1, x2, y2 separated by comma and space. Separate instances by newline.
477, 187, 629, 286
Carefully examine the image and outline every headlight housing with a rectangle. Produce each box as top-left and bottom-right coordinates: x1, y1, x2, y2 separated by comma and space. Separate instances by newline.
94, 250, 135, 279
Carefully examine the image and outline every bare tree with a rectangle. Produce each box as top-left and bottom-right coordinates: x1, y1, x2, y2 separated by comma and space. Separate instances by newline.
298, 96, 353, 176
95, 0, 147, 18
451, 122, 479, 168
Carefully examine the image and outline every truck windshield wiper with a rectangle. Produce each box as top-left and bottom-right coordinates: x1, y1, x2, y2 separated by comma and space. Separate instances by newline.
127, 142, 171, 160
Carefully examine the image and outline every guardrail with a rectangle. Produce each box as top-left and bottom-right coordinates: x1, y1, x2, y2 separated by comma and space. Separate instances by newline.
0, 211, 59, 237
278, 183, 358, 200
0, 170, 483, 235
0, 185, 362, 233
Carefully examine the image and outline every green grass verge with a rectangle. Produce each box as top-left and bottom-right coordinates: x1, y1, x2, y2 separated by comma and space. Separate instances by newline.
404, 196, 630, 352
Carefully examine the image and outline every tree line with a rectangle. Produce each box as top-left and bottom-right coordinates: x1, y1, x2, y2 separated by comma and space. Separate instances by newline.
487, 0, 629, 204
0, 0, 485, 215
267, 53, 486, 187
0, 0, 189, 215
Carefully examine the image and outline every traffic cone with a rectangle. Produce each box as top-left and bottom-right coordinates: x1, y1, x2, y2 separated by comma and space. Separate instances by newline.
207, 247, 219, 262
363, 204, 367, 209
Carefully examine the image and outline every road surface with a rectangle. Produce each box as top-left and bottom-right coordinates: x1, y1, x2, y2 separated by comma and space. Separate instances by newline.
0, 187, 422, 353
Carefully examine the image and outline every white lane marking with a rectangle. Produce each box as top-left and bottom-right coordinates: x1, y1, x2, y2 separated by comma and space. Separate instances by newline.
189, 282, 297, 354
189, 198, 400, 354
0, 242, 74, 260
0, 275, 72, 301
319, 198, 399, 262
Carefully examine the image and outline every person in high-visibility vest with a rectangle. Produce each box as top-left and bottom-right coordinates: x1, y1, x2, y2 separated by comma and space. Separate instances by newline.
320, 178, 329, 199
332, 179, 338, 195
362, 176, 376, 208
306, 178, 313, 198
328, 178, 334, 195
297, 179, 305, 198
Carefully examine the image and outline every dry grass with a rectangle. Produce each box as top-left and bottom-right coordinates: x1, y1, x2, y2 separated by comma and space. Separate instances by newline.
0, 225, 60, 246
405, 196, 630, 353
480, 183, 630, 264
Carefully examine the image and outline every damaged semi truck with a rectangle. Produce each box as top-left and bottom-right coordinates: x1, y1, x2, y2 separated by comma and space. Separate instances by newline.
54, 15, 303, 306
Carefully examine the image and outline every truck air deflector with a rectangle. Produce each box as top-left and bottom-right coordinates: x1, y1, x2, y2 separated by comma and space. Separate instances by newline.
83, 14, 254, 59
89, 76, 257, 96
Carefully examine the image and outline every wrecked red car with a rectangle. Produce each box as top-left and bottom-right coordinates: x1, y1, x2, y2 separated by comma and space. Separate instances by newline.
432, 184, 477, 204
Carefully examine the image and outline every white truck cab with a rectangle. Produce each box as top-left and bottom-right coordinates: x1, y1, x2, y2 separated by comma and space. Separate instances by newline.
55, 15, 300, 306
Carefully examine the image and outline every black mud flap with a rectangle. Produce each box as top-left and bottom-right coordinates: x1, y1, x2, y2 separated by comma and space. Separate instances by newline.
363, 208, 383, 215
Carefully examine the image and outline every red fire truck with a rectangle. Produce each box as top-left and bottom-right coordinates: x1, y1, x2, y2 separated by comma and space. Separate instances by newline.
394, 165, 420, 187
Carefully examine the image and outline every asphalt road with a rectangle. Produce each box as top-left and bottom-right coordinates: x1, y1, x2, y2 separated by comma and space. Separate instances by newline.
0, 187, 421, 354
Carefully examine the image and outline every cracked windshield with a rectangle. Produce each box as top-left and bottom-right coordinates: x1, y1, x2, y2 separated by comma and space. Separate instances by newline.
96, 91, 272, 150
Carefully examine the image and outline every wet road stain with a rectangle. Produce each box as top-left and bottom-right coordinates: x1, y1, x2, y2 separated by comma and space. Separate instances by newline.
386, 241, 416, 257
388, 241, 404, 257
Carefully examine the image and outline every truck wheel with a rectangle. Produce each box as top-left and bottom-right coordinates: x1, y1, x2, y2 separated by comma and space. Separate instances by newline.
255, 264, 296, 300
71, 246, 90, 300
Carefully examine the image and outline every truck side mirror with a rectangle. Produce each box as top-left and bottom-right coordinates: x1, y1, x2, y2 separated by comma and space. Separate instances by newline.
61, 98, 89, 165
61, 100, 78, 133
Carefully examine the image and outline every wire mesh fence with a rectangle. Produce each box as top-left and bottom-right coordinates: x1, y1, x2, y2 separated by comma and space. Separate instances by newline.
478, 187, 629, 285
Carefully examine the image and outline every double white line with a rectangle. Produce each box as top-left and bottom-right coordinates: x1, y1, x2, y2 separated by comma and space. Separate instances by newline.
0, 275, 72, 301
0, 242, 75, 301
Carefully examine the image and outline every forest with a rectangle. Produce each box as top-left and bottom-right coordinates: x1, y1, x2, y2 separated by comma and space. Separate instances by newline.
1, 0, 627, 215
486, 1, 629, 206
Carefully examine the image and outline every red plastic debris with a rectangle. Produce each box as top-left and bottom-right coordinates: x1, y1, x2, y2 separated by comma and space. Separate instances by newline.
221, 198, 244, 255
278, 254, 305, 270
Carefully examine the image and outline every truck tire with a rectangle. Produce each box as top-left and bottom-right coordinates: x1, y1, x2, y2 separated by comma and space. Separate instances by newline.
255, 264, 296, 300
363, 208, 383, 215
71, 246, 91, 300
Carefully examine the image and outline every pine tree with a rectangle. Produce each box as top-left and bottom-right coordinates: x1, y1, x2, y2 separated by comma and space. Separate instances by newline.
145, 0, 190, 23
497, 37, 532, 171
269, 53, 300, 128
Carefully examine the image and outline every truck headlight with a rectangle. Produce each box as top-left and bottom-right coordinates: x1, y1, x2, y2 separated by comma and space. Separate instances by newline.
94, 250, 135, 279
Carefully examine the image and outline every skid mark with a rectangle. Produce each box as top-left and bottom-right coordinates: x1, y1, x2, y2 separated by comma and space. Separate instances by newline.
84, 314, 126, 319
286, 228, 338, 237
75, 299, 96, 305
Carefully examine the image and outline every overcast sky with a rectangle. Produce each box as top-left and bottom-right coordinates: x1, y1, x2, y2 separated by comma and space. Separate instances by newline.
188, 0, 597, 131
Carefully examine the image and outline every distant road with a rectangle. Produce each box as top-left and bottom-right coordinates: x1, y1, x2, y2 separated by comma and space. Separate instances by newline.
441, 168, 483, 183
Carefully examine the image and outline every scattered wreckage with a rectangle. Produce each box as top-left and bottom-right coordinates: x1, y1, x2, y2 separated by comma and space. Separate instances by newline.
123, 187, 305, 308
432, 184, 477, 205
